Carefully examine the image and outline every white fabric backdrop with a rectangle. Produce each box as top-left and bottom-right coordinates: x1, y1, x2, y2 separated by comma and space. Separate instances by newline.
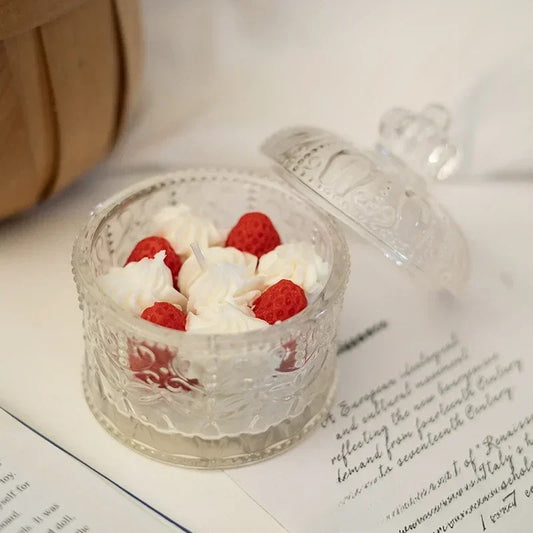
108, 0, 533, 180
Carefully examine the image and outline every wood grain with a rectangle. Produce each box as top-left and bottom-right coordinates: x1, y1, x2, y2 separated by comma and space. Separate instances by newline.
0, 0, 88, 39
3, 30, 56, 200
0, 0, 141, 219
40, 0, 120, 193
0, 41, 49, 217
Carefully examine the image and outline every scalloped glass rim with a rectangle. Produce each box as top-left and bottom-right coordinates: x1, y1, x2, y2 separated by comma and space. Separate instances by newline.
72, 168, 350, 352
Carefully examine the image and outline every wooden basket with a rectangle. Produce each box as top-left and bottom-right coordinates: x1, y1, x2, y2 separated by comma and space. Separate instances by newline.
0, 0, 142, 219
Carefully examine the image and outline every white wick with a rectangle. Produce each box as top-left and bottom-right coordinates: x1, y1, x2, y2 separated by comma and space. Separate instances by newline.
190, 242, 208, 272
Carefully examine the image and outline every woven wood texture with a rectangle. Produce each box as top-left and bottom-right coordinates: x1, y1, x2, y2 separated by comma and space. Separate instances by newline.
0, 0, 142, 219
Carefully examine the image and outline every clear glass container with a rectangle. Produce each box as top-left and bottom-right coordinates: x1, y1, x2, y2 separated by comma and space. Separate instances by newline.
72, 168, 350, 468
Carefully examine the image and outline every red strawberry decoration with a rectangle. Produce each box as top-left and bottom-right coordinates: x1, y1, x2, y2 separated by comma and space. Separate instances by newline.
125, 236, 182, 288
141, 302, 186, 331
225, 212, 281, 258
252, 279, 307, 324
128, 343, 199, 391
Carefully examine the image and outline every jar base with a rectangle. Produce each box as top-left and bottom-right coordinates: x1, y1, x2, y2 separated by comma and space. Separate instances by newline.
83, 371, 337, 469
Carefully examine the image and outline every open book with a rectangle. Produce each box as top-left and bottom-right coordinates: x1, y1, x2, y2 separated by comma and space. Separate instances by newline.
0, 407, 185, 533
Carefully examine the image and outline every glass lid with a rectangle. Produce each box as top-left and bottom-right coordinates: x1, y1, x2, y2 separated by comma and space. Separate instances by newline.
261, 104, 470, 293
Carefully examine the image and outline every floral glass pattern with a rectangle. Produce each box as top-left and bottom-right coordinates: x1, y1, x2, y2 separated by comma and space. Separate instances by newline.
72, 169, 349, 468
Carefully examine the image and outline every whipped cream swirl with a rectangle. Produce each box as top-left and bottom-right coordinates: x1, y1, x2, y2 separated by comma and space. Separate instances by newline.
186, 303, 268, 334
187, 262, 264, 313
257, 242, 329, 294
98, 251, 187, 315
151, 204, 225, 256
178, 246, 257, 297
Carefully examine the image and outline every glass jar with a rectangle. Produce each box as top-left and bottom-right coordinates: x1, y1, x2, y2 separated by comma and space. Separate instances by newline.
72, 168, 350, 468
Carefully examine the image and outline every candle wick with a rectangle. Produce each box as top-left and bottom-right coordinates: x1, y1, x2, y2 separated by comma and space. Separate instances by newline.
190, 242, 207, 272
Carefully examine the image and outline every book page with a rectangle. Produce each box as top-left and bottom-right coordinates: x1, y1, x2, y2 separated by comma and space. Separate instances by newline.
0, 409, 181, 533
228, 186, 533, 532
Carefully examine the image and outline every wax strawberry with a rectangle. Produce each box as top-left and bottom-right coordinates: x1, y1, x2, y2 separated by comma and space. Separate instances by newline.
141, 302, 186, 331
252, 279, 307, 324
225, 212, 281, 258
125, 236, 182, 288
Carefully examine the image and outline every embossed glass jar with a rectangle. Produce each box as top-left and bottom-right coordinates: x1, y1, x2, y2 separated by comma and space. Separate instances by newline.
73, 168, 350, 468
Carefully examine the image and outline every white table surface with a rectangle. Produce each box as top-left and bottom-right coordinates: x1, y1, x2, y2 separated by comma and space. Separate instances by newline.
0, 1, 531, 531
